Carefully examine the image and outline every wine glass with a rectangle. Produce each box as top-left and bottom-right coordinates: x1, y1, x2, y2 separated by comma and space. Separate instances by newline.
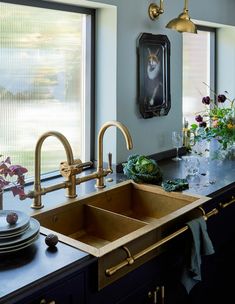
172, 131, 183, 161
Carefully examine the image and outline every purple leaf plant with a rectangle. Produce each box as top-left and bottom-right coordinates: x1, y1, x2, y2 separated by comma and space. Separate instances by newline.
0, 155, 28, 199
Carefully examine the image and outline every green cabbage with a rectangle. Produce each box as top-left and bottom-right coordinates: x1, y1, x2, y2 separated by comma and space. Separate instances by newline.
122, 154, 163, 184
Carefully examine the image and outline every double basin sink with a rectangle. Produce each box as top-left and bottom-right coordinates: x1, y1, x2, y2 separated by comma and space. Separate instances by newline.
33, 180, 210, 257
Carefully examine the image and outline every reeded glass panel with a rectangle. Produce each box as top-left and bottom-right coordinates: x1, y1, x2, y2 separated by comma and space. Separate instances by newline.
0, 2, 90, 178
183, 30, 213, 125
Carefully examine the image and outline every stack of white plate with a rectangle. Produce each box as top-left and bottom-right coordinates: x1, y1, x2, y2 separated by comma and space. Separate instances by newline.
0, 210, 40, 254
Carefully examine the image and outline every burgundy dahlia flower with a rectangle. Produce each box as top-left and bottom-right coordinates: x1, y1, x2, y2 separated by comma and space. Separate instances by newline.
199, 121, 207, 128
217, 94, 227, 103
202, 96, 211, 105
195, 115, 203, 122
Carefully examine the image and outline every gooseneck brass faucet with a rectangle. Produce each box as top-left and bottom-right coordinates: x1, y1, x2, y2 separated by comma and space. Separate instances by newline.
30, 131, 77, 209
96, 120, 133, 188
26, 121, 133, 209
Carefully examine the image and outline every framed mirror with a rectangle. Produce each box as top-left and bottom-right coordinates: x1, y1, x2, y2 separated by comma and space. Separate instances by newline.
137, 33, 171, 118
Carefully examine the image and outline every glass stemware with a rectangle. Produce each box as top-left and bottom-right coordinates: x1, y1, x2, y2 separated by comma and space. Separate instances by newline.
172, 131, 183, 161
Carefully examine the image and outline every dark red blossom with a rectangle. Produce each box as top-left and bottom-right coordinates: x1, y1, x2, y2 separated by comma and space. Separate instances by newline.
202, 96, 211, 105
195, 115, 203, 122
199, 121, 207, 128
217, 94, 226, 103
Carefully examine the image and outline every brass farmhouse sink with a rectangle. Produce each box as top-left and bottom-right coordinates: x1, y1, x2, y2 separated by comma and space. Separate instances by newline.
34, 180, 210, 258
33, 180, 211, 288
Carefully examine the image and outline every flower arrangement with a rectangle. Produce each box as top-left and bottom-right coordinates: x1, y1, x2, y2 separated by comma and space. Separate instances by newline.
190, 83, 235, 151
0, 155, 28, 198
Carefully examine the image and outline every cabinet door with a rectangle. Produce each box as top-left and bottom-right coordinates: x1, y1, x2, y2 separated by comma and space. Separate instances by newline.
207, 189, 235, 249
162, 282, 188, 304
20, 272, 85, 304
117, 281, 188, 304
159, 239, 189, 304
117, 282, 161, 304
87, 255, 163, 304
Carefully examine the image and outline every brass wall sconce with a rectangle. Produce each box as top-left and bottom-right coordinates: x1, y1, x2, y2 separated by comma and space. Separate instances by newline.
148, 0, 197, 34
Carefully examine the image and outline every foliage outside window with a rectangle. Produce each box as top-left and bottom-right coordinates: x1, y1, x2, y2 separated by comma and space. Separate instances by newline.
0, 1, 94, 179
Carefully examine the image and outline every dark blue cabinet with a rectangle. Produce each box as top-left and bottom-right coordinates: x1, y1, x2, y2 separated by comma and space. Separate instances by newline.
87, 255, 162, 304
10, 271, 85, 304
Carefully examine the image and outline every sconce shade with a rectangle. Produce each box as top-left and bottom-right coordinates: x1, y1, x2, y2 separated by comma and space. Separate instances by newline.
166, 10, 197, 33
166, 0, 197, 34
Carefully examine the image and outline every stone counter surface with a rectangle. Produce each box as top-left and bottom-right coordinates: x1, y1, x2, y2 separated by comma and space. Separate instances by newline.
0, 233, 94, 303
158, 157, 235, 197
0, 157, 234, 302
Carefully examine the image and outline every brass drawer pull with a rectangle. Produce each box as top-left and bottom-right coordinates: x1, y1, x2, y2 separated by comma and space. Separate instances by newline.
219, 196, 235, 209
161, 285, 165, 304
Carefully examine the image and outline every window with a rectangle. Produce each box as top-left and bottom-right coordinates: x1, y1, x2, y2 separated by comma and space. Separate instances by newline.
0, 1, 95, 178
183, 26, 216, 126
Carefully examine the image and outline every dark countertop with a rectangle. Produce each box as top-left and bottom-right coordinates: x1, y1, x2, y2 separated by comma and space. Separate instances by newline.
0, 233, 94, 303
0, 156, 234, 302
158, 157, 235, 197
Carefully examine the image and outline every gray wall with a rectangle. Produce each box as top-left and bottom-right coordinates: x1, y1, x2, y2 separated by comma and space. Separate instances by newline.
51, 0, 235, 164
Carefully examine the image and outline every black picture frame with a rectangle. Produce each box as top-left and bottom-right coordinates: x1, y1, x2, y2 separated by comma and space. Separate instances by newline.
137, 33, 171, 118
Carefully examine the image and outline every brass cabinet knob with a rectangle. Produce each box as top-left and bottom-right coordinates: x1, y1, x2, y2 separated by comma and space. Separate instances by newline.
147, 286, 159, 303
40, 299, 56, 304
148, 291, 153, 298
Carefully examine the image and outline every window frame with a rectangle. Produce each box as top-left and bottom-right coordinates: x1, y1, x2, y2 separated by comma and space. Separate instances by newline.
182, 25, 217, 125
196, 25, 217, 95
1, 0, 96, 182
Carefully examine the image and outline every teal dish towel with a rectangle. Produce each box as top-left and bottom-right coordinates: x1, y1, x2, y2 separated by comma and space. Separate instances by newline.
181, 216, 215, 294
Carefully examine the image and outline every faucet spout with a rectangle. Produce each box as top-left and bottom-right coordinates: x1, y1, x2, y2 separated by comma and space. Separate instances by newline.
32, 131, 76, 209
96, 120, 133, 188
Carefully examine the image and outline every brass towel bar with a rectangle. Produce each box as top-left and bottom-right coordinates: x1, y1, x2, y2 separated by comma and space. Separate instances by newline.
105, 200, 235, 277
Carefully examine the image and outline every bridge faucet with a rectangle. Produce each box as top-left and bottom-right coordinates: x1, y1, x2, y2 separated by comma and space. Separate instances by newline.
27, 121, 133, 208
